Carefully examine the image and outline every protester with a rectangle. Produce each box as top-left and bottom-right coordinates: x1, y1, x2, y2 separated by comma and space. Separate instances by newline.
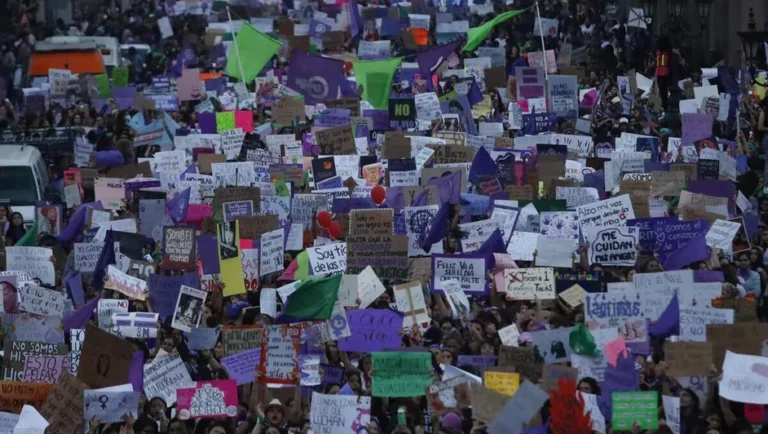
0, 0, 767, 433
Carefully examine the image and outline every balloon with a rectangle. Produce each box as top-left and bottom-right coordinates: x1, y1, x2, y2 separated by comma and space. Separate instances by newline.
328, 221, 342, 239
371, 185, 386, 205
316, 210, 332, 228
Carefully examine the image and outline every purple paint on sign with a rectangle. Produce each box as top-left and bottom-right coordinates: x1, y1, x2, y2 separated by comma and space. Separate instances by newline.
337, 309, 404, 352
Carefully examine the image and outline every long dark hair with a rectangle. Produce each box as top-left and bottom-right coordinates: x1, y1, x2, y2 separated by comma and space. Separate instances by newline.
5, 212, 25, 242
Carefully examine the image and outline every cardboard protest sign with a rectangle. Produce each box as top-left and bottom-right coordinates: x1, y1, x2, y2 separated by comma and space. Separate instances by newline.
484, 369, 520, 396
221, 348, 260, 385
5, 247, 55, 286
664, 342, 713, 376
502, 268, 555, 300
221, 326, 263, 356
77, 323, 136, 389
39, 372, 89, 434
163, 227, 196, 269
498, 346, 543, 383
707, 323, 768, 368
22, 355, 69, 384
177, 380, 239, 419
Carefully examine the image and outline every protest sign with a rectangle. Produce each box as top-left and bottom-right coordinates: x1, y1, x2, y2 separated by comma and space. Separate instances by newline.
707, 324, 768, 368
469, 383, 509, 424
357, 266, 387, 308
338, 309, 404, 352
94, 178, 125, 210
705, 219, 741, 250
259, 229, 284, 276
73, 243, 102, 273
177, 380, 239, 419
431, 254, 488, 293
0, 382, 52, 413
584, 226, 639, 266
104, 265, 148, 300
664, 342, 713, 376
217, 221, 246, 296
98, 299, 130, 329
487, 380, 549, 434
307, 243, 348, 277
259, 325, 301, 384
3, 341, 68, 382
189, 328, 218, 351
310, 392, 371, 434
78, 323, 136, 389
39, 372, 89, 434
484, 370, 520, 396
502, 268, 555, 300
143, 351, 195, 406
221, 348, 260, 385
576, 195, 635, 232
22, 355, 69, 384
679, 306, 734, 342
83, 389, 140, 424
425, 376, 470, 416
720, 351, 768, 404
5, 247, 55, 286
171, 285, 207, 333
612, 392, 658, 430
70, 329, 85, 376
222, 326, 263, 356
394, 281, 430, 328
372, 352, 433, 397
163, 227, 196, 269
18, 286, 65, 317
585, 292, 647, 350
529, 326, 574, 363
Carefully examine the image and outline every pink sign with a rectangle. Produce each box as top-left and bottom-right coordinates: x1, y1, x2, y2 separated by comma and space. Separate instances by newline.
177, 380, 239, 420
183, 204, 213, 230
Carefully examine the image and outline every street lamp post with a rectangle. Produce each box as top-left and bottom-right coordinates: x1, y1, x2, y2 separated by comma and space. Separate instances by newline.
736, 8, 768, 68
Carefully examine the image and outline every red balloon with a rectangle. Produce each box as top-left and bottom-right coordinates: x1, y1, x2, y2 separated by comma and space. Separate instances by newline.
316, 210, 332, 228
328, 221, 342, 239
371, 185, 386, 205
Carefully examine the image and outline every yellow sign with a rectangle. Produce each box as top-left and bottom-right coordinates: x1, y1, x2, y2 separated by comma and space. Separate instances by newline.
484, 371, 520, 396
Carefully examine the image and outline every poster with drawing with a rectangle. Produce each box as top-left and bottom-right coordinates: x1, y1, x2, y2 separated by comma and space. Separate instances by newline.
171, 285, 208, 332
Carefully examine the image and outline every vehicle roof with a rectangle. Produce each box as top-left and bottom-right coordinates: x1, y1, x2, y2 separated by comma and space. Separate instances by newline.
0, 145, 43, 166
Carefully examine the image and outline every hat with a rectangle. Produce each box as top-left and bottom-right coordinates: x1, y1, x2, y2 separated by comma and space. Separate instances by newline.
619, 117, 629, 124
440, 413, 463, 433
264, 398, 289, 415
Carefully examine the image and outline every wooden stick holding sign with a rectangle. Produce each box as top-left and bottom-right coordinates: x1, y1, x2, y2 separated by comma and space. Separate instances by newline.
394, 281, 430, 330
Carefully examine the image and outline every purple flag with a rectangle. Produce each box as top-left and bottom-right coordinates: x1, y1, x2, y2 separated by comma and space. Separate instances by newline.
650, 293, 680, 339
66, 272, 85, 307
91, 230, 116, 290
286, 50, 346, 105
416, 39, 464, 90
385, 187, 405, 213
63, 292, 101, 333
601, 353, 639, 414
166, 187, 191, 224
427, 171, 462, 205
694, 270, 724, 282
662, 232, 710, 270
197, 234, 221, 274
338, 309, 404, 352
469, 146, 499, 184
180, 163, 196, 180
348, 0, 364, 40
476, 229, 506, 256
198, 113, 217, 133
411, 190, 429, 207
55, 202, 103, 245
128, 351, 144, 392
421, 203, 450, 253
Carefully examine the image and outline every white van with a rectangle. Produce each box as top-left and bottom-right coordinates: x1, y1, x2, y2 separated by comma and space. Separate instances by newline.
0, 146, 49, 226
46, 36, 121, 69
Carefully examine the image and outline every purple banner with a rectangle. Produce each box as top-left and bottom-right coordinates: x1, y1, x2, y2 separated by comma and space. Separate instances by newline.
627, 217, 708, 264
337, 309, 404, 352
148, 272, 200, 319
197, 234, 221, 274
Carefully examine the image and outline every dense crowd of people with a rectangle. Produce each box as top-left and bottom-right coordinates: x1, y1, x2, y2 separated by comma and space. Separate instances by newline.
0, 0, 766, 433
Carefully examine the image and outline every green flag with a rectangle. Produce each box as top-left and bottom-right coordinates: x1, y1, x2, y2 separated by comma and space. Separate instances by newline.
462, 9, 527, 52
225, 23, 281, 83
15, 220, 38, 247
283, 274, 341, 320
569, 323, 599, 357
353, 57, 403, 110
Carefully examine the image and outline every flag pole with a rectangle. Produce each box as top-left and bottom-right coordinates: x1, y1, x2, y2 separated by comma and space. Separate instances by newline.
535, 1, 549, 81
226, 6, 248, 88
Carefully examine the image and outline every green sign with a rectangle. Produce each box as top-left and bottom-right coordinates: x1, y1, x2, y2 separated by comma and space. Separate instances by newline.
372, 352, 433, 397
612, 392, 659, 431
95, 74, 111, 98
112, 67, 130, 88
